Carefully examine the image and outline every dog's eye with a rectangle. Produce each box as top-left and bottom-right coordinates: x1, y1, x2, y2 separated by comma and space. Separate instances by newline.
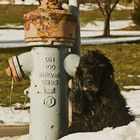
85, 78, 93, 84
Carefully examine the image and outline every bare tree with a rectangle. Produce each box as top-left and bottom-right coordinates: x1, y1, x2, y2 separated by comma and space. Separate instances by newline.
95, 0, 120, 37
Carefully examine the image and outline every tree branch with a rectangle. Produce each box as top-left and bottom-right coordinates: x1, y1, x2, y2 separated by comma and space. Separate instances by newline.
104, 0, 112, 15
94, 0, 106, 16
111, 0, 120, 12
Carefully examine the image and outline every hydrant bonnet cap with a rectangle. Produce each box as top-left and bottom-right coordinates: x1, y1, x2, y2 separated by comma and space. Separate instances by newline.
24, 0, 76, 45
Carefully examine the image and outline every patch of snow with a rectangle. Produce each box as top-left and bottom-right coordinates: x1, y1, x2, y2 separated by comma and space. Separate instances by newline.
128, 75, 134, 78
0, 0, 9, 4
0, 29, 24, 41
79, 3, 98, 11
79, 3, 133, 11
14, 0, 24, 5
60, 121, 140, 140
123, 86, 140, 90
24, 0, 39, 5
0, 106, 29, 124
0, 24, 24, 29
122, 90, 140, 115
0, 135, 29, 140
81, 36, 140, 45
115, 4, 133, 11
81, 20, 133, 31
0, 0, 39, 5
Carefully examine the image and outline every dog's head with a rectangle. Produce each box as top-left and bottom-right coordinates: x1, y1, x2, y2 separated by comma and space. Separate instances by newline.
75, 50, 114, 97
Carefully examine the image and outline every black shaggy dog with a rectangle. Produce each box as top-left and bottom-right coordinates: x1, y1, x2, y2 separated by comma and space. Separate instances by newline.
67, 50, 134, 133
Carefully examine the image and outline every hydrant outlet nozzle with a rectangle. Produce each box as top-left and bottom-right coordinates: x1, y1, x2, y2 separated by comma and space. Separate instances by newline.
5, 51, 33, 82
5, 67, 12, 77
64, 54, 80, 77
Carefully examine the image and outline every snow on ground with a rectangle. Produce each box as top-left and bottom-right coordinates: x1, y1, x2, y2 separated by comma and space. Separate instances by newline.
80, 20, 140, 38
81, 36, 140, 45
60, 121, 140, 140
80, 3, 134, 11
0, 0, 39, 5
124, 86, 140, 90
0, 106, 29, 124
0, 1, 133, 10
0, 20, 140, 47
0, 29, 24, 41
115, 4, 133, 11
81, 30, 140, 37
79, 3, 99, 11
81, 20, 133, 31
0, 89, 140, 140
79, 3, 133, 11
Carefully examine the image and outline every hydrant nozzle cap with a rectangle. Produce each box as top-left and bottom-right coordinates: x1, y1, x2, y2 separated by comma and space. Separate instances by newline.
64, 54, 80, 77
5, 58, 21, 81
5, 67, 13, 77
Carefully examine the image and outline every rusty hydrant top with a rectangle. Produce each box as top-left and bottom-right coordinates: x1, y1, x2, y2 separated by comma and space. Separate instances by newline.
24, 0, 76, 45
41, 0, 60, 9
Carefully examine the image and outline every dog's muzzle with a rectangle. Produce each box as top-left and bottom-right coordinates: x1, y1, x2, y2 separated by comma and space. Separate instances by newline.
83, 85, 98, 93
83, 77, 98, 93
83, 85, 98, 101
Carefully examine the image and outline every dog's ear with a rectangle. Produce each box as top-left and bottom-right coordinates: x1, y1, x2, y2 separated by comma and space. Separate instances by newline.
100, 61, 115, 81
105, 61, 114, 74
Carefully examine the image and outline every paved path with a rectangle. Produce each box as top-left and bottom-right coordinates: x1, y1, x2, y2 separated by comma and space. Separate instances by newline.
0, 124, 29, 137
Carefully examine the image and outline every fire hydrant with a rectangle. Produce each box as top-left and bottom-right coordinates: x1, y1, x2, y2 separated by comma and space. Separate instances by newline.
5, 0, 80, 140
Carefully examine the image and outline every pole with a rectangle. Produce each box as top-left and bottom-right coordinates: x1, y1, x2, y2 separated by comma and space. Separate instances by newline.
69, 0, 81, 55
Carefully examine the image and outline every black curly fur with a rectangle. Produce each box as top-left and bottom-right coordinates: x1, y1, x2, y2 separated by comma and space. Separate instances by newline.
66, 50, 134, 134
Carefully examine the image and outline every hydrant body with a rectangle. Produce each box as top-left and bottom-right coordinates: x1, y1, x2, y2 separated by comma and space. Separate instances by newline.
28, 46, 69, 140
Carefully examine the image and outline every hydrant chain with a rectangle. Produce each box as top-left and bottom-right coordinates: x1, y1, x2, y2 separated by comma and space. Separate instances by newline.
10, 77, 29, 114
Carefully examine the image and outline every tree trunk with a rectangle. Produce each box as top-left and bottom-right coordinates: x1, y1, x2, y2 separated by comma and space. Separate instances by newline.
103, 14, 111, 37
